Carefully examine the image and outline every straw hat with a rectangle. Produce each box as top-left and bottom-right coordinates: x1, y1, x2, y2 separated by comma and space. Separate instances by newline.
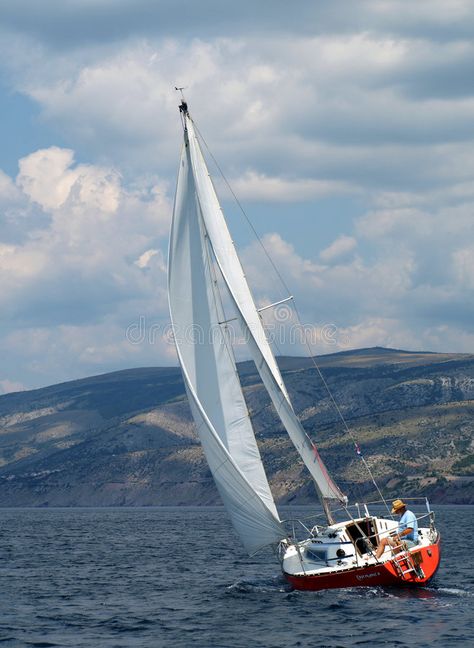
391, 499, 407, 513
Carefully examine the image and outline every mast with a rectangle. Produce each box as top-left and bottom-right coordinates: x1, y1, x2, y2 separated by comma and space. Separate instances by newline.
168, 99, 286, 554
177, 103, 346, 523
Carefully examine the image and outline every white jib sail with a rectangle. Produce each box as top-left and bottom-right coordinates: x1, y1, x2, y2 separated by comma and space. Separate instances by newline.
168, 135, 286, 554
185, 114, 345, 503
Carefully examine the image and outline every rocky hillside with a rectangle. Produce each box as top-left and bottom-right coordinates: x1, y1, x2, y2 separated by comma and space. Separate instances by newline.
0, 347, 473, 506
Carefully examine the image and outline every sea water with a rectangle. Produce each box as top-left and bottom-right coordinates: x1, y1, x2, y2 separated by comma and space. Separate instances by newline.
0, 505, 472, 647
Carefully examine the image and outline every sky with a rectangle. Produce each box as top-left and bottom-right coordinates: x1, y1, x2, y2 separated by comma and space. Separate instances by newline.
1, 0, 474, 393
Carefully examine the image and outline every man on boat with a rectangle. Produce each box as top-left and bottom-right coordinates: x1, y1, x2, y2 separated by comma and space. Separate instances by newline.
375, 499, 418, 560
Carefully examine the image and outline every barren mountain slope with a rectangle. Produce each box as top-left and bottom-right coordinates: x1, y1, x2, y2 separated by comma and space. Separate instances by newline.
0, 348, 472, 506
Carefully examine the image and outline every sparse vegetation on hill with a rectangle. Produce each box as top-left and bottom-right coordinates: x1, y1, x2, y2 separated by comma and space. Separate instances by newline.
0, 348, 472, 506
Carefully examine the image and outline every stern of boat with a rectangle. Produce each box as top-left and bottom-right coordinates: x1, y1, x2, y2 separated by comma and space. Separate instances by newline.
280, 500, 441, 591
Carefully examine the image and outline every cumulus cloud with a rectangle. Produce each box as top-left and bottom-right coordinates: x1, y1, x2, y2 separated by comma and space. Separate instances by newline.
134, 248, 161, 269
336, 318, 415, 352
17, 147, 79, 209
0, 145, 172, 387
0, 169, 19, 201
2, 28, 473, 191
320, 236, 357, 262
1, 1, 474, 389
228, 171, 355, 202
239, 201, 473, 356
241, 233, 325, 297
17, 147, 122, 217
0, 379, 26, 395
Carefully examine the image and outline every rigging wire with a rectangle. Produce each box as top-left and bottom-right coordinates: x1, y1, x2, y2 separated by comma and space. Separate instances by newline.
291, 299, 392, 517
192, 115, 391, 516
192, 120, 292, 299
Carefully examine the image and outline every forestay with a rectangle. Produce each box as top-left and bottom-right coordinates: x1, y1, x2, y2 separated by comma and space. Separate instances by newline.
185, 114, 345, 504
168, 132, 286, 554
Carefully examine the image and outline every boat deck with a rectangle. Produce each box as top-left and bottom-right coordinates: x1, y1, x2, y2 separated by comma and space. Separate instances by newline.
281, 514, 437, 578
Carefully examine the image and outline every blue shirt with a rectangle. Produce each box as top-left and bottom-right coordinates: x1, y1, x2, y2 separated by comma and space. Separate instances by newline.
398, 510, 418, 542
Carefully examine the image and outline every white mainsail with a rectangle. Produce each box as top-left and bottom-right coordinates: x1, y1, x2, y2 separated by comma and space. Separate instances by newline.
168, 130, 286, 554
184, 114, 345, 504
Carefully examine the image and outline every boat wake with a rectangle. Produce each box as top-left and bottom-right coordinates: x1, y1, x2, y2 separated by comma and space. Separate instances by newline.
226, 581, 472, 606
427, 586, 472, 598
352, 584, 473, 603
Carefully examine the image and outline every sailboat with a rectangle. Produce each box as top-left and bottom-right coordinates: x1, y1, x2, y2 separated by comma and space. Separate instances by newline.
167, 99, 441, 591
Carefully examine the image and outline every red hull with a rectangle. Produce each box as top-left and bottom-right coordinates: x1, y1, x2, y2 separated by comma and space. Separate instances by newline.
284, 535, 441, 591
